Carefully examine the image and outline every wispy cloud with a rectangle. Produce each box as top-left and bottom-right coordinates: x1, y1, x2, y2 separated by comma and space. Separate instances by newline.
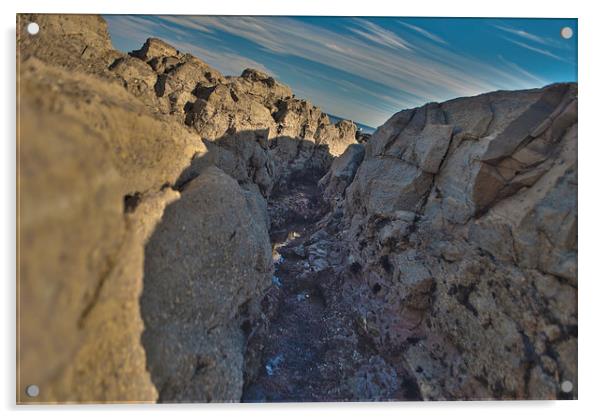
494, 24, 551, 45
349, 20, 412, 51
156, 16, 536, 96
502, 36, 564, 61
398, 21, 447, 45
176, 42, 276, 76
497, 55, 548, 86
159, 15, 214, 33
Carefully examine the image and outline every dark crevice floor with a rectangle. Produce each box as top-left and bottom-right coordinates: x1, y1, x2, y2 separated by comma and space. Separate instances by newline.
242, 170, 421, 402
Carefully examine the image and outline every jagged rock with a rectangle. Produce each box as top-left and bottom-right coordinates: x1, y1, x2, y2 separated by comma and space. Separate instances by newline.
236, 68, 293, 112
16, 59, 202, 401
347, 158, 433, 217
316, 119, 358, 156
109, 55, 158, 98
17, 12, 577, 404
131, 37, 181, 61
272, 99, 357, 156
185, 82, 277, 140
18, 14, 121, 76
121, 36, 358, 199
17, 13, 359, 404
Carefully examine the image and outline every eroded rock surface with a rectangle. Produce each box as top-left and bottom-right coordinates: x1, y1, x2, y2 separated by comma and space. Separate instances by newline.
141, 167, 272, 402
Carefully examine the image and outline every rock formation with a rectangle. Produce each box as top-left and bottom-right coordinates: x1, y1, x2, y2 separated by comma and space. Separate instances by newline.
17, 13, 576, 404
17, 13, 356, 403
275, 82, 577, 400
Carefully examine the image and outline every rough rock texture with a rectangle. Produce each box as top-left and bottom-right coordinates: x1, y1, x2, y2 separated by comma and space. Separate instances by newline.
17, 14, 120, 76
17, 55, 204, 403
316, 83, 578, 400
141, 167, 272, 402
319, 143, 365, 204
114, 36, 358, 188
17, 14, 355, 403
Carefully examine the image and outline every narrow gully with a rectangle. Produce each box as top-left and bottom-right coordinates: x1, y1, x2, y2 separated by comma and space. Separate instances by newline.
241, 169, 421, 402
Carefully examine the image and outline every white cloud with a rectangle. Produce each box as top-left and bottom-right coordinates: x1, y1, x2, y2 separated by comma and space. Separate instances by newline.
349, 20, 412, 51
159, 15, 214, 33
398, 21, 448, 45
174, 41, 276, 76
494, 24, 551, 45
497, 55, 548, 86
502, 36, 564, 61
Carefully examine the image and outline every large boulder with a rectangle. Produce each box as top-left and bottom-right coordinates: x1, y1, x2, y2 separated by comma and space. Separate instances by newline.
17, 58, 199, 402
141, 167, 272, 402
333, 83, 577, 400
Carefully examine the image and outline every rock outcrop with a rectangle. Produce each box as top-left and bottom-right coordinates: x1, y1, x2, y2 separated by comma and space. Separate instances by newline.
316, 83, 577, 400
17, 13, 357, 403
113, 37, 357, 192
17, 54, 205, 403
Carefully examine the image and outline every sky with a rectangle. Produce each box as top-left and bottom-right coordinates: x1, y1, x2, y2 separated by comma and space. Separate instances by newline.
105, 15, 577, 128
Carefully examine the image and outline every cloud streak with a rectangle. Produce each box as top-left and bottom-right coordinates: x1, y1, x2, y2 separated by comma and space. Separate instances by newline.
398, 21, 448, 45
156, 16, 543, 96
494, 25, 551, 45
501, 36, 564, 61
349, 20, 412, 51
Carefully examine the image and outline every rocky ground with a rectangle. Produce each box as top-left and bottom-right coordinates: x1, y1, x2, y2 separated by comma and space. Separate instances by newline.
243, 167, 421, 402
17, 14, 576, 403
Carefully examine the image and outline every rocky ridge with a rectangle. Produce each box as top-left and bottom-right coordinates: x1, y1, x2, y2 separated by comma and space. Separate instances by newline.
17, 13, 576, 403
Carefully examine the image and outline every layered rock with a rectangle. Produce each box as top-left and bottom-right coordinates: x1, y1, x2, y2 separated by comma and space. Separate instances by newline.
319, 83, 577, 400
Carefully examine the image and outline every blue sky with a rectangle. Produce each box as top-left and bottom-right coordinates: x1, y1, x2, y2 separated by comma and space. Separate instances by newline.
105, 16, 577, 128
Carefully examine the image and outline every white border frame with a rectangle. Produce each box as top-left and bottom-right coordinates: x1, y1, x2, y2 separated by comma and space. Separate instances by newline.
2, 1, 599, 418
